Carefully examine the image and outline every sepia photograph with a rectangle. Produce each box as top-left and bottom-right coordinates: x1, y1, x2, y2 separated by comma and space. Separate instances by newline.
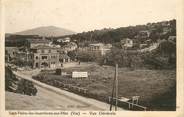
2, 0, 182, 114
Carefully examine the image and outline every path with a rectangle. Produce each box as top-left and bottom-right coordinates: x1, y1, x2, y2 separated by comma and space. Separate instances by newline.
9, 70, 124, 111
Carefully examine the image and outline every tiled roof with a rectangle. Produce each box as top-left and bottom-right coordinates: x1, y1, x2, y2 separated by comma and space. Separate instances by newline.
89, 43, 104, 46
59, 54, 70, 59
62, 42, 77, 48
31, 45, 59, 49
27, 39, 50, 43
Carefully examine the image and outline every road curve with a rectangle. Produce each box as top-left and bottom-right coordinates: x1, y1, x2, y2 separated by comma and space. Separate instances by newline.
13, 71, 124, 111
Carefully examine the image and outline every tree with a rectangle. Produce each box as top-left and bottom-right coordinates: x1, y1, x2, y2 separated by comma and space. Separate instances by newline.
5, 67, 18, 92
76, 51, 100, 62
68, 50, 77, 60
103, 47, 142, 69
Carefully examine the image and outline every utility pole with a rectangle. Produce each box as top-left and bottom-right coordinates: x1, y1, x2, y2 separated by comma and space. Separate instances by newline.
7, 54, 10, 63
90, 33, 93, 42
110, 70, 116, 111
115, 64, 118, 111
110, 63, 118, 111
26, 48, 29, 68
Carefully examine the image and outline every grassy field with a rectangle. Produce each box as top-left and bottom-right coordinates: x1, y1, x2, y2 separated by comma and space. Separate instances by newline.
34, 62, 176, 111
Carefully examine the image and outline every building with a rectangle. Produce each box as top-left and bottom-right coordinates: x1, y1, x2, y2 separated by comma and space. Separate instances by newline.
136, 30, 151, 39
121, 38, 134, 49
5, 47, 19, 59
62, 42, 78, 52
57, 37, 71, 43
31, 45, 60, 69
139, 44, 148, 49
88, 43, 112, 55
161, 21, 170, 27
5, 47, 19, 62
162, 27, 172, 34
59, 52, 71, 63
16, 51, 33, 62
168, 36, 176, 43
27, 38, 51, 48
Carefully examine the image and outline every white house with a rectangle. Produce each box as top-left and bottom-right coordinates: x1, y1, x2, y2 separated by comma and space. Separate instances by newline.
57, 37, 71, 43
88, 43, 112, 55
62, 42, 78, 52
121, 38, 133, 48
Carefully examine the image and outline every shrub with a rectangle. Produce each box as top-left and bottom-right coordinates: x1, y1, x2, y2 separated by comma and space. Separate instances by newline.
76, 51, 101, 62
56, 68, 61, 75
5, 66, 18, 92
142, 41, 176, 69
102, 47, 143, 69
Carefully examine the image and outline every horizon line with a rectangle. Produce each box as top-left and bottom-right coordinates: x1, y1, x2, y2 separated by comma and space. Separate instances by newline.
6, 18, 176, 34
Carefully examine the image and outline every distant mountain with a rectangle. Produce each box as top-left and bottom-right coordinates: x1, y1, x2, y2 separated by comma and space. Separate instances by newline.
15, 26, 75, 37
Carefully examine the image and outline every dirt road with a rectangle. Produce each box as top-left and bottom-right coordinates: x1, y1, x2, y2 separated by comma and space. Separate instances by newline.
8, 70, 124, 110
6, 85, 103, 110
6, 86, 99, 110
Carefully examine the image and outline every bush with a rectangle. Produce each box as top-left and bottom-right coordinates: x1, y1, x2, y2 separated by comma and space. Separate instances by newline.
77, 51, 101, 62
102, 47, 143, 69
16, 79, 37, 96
12, 58, 33, 67
68, 50, 77, 60
56, 68, 61, 75
5, 66, 18, 92
142, 41, 176, 69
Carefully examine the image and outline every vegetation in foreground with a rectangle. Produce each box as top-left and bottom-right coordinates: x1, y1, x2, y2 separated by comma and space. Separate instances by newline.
5, 66, 37, 96
33, 63, 176, 111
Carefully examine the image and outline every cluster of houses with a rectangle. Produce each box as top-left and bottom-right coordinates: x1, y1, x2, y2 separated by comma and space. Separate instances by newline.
78, 43, 112, 56
5, 37, 73, 69
120, 36, 175, 51
120, 26, 176, 50
5, 20, 176, 69
5, 36, 114, 69
5, 33, 176, 69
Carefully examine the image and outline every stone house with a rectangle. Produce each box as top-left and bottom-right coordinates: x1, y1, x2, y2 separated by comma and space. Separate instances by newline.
31, 45, 60, 69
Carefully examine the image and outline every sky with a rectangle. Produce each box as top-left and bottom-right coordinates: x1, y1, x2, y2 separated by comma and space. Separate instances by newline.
4, 0, 177, 33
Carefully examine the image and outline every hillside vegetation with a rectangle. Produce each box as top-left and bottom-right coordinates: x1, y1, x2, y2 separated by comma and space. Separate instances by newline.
70, 19, 176, 44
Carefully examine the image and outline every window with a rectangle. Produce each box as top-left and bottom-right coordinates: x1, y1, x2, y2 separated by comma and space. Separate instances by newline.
36, 56, 39, 59
51, 62, 55, 64
49, 49, 51, 53
35, 63, 39, 68
42, 56, 48, 60
41, 49, 45, 53
51, 55, 56, 59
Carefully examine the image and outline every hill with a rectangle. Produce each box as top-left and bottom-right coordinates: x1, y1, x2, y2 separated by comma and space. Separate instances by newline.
15, 26, 75, 37
71, 19, 176, 44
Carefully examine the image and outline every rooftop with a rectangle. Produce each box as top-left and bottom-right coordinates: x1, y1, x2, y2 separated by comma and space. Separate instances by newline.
89, 43, 104, 46
27, 39, 51, 44
31, 45, 59, 49
59, 53, 70, 59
